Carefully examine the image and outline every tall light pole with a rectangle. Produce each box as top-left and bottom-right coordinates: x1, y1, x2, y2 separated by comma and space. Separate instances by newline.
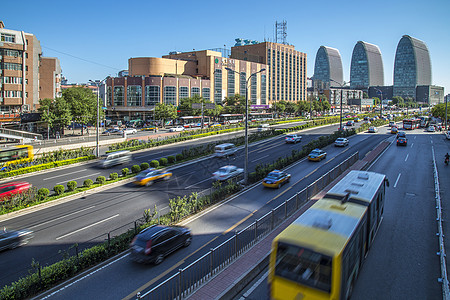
374, 87, 383, 119
330, 79, 346, 130
89, 79, 106, 157
225, 67, 265, 185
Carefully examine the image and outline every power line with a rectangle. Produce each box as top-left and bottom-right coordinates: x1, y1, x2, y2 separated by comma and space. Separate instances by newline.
41, 45, 121, 71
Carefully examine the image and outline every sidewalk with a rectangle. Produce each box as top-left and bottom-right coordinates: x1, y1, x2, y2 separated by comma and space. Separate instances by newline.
187, 139, 391, 300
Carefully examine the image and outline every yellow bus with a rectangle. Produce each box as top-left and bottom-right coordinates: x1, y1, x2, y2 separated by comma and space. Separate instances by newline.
0, 145, 34, 167
269, 170, 388, 300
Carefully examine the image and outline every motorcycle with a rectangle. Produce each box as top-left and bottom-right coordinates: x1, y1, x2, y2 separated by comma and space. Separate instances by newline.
445, 157, 449, 166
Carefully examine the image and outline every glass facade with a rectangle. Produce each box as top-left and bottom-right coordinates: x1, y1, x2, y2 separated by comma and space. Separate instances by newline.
214, 69, 222, 104
314, 46, 343, 88
191, 87, 200, 96
164, 86, 177, 105
261, 74, 267, 104
393, 35, 432, 99
350, 41, 384, 89
107, 86, 113, 106
113, 86, 124, 106
240, 72, 246, 97
251, 74, 257, 104
227, 69, 235, 97
127, 85, 141, 106
202, 87, 210, 101
179, 86, 189, 99
145, 86, 160, 106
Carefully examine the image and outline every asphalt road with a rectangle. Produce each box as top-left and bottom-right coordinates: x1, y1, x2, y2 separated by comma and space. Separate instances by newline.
16, 128, 389, 299
233, 128, 448, 300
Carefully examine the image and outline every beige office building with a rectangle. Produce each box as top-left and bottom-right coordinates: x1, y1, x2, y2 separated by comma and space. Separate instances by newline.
106, 50, 268, 119
0, 21, 42, 112
231, 42, 307, 103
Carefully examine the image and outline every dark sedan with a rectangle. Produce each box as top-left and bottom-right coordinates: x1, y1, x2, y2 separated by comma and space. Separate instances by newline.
0, 229, 34, 251
397, 137, 407, 146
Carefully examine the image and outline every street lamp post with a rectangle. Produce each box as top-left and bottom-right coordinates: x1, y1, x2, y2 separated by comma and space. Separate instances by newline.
89, 79, 106, 157
225, 67, 265, 185
374, 87, 383, 119
330, 79, 346, 131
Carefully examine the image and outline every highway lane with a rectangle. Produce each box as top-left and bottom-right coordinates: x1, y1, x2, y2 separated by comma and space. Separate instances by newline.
28, 132, 389, 299
234, 129, 446, 300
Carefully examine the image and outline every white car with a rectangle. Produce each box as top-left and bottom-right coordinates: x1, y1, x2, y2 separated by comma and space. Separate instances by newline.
212, 165, 244, 181
170, 126, 185, 132
427, 126, 436, 132
334, 137, 349, 147
123, 128, 137, 134
285, 134, 302, 143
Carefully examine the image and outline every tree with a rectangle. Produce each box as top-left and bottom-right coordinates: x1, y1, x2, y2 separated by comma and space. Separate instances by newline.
62, 87, 103, 134
223, 94, 246, 114
284, 101, 298, 116
321, 100, 331, 112
373, 97, 380, 105
272, 101, 286, 115
363, 92, 369, 99
296, 101, 309, 116
431, 103, 446, 120
38, 97, 72, 134
391, 96, 404, 106
154, 103, 177, 127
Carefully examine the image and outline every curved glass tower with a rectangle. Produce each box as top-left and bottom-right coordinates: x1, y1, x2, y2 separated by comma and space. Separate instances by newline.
393, 35, 432, 99
350, 41, 384, 89
313, 46, 343, 88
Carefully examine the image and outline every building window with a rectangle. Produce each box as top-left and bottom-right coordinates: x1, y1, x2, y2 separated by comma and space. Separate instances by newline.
113, 86, 124, 106
1, 33, 15, 43
191, 87, 200, 96
145, 86, 160, 106
261, 74, 266, 105
214, 69, 222, 104
202, 87, 210, 101
2, 77, 23, 84
127, 85, 141, 106
107, 86, 113, 106
251, 74, 257, 104
179, 86, 189, 99
1, 62, 22, 70
240, 72, 246, 97
0, 49, 22, 57
164, 86, 176, 105
25, 65, 28, 71
227, 69, 235, 97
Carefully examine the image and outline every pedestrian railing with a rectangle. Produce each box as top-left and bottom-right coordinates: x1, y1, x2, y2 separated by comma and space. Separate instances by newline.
137, 151, 359, 300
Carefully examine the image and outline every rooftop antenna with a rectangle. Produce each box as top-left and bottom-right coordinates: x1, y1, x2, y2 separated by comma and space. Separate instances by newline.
275, 20, 287, 45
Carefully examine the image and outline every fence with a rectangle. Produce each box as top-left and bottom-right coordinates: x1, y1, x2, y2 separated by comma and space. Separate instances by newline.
137, 151, 360, 300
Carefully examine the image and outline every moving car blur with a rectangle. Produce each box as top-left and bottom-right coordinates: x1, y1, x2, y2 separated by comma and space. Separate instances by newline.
262, 170, 291, 188
0, 228, 34, 251
134, 168, 172, 186
0, 181, 31, 201
212, 165, 243, 181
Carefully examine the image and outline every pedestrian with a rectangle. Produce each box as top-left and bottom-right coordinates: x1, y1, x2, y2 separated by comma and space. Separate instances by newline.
34, 136, 37, 142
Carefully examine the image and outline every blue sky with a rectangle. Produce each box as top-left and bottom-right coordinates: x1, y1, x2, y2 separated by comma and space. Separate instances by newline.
3, 0, 449, 95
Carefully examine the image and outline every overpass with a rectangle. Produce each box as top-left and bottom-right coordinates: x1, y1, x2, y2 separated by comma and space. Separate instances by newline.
0, 127, 43, 144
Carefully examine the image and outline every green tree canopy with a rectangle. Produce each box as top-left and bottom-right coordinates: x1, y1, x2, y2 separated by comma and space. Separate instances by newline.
154, 103, 177, 126
431, 103, 447, 120
223, 94, 247, 114
62, 87, 103, 125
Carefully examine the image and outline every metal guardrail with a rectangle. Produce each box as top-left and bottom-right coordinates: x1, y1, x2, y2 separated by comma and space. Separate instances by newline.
432, 147, 450, 299
137, 152, 360, 300
0, 127, 42, 140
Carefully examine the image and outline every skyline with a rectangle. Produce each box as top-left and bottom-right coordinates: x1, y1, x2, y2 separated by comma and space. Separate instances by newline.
2, 0, 449, 97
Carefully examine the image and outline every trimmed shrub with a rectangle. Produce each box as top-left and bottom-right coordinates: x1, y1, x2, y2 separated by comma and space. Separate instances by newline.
159, 157, 168, 166
167, 156, 176, 164
176, 154, 184, 161
150, 160, 159, 168
53, 185, 65, 195
131, 165, 141, 174
140, 162, 149, 170
109, 172, 118, 180
67, 181, 77, 192
121, 168, 129, 176
83, 179, 93, 187
37, 188, 50, 201
96, 176, 106, 185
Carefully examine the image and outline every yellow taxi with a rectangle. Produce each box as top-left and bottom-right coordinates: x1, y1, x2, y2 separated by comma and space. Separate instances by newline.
262, 170, 291, 189
307, 149, 327, 161
134, 168, 172, 186
391, 126, 399, 134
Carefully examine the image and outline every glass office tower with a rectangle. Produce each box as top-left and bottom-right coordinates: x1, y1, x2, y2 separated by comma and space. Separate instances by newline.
313, 46, 343, 88
350, 41, 384, 90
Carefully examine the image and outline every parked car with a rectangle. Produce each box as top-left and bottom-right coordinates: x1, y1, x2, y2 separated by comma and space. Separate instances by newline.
285, 134, 302, 144
334, 137, 349, 147
257, 124, 270, 132
102, 128, 122, 135
212, 165, 244, 181
0, 228, 34, 251
134, 168, 172, 186
397, 137, 408, 146
308, 149, 327, 161
130, 225, 192, 264
446, 131, 450, 140
0, 181, 31, 201
368, 126, 378, 133
427, 126, 436, 132
345, 120, 354, 126
123, 128, 137, 134
170, 126, 185, 132
262, 170, 291, 189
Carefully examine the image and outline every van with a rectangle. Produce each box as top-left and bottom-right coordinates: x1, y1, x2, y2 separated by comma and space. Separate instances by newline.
100, 150, 131, 168
214, 143, 237, 158
257, 124, 270, 132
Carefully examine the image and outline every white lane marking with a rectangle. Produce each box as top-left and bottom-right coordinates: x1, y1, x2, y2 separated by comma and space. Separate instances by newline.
43, 169, 88, 180
252, 155, 269, 162
40, 253, 130, 299
394, 173, 401, 188
431, 139, 433, 144
55, 214, 119, 240
410, 143, 413, 148
405, 154, 409, 162
56, 172, 101, 185
185, 178, 211, 189
239, 271, 268, 300
29, 206, 96, 229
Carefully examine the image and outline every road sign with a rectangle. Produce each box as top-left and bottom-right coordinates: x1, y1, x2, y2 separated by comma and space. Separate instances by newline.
192, 103, 202, 109
192, 103, 216, 110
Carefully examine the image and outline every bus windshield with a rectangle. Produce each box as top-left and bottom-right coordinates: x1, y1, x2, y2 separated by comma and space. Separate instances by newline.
275, 242, 332, 293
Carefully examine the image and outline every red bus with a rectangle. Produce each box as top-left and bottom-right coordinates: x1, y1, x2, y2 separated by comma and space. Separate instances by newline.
219, 114, 244, 125
403, 118, 420, 130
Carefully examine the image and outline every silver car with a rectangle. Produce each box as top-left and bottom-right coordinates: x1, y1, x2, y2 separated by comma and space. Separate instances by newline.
212, 165, 244, 181
0, 229, 34, 251
334, 137, 349, 147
